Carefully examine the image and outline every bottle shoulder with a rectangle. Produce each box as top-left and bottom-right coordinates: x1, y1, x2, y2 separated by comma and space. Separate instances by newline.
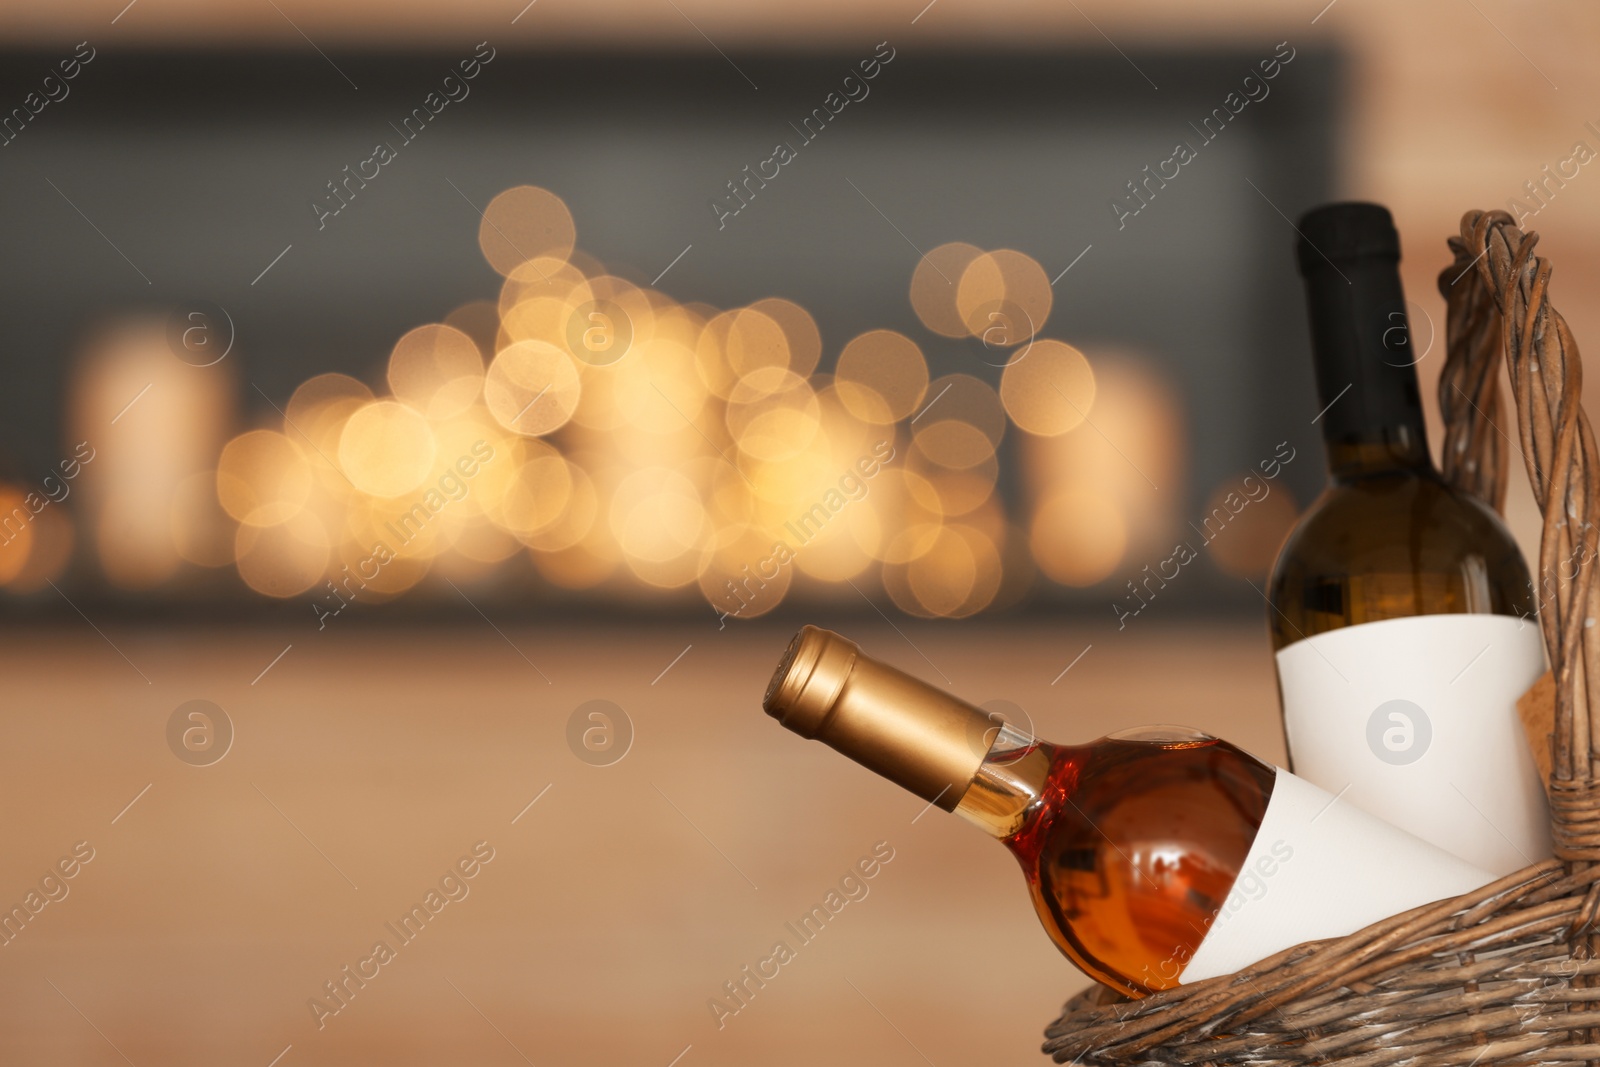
1267, 472, 1534, 647
1012, 736, 1276, 996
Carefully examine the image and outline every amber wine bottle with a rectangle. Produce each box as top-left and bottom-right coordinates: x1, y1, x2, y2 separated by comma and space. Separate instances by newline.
764, 626, 1493, 997
1267, 202, 1549, 876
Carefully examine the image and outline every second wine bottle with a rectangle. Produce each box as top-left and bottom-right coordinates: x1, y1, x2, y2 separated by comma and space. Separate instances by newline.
1268, 202, 1549, 876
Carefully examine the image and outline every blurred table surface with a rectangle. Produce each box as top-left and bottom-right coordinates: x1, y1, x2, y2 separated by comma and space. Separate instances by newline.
0, 616, 1285, 1065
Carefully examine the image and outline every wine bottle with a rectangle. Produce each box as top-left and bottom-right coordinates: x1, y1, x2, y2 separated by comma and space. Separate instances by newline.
763, 625, 1494, 997
1267, 202, 1549, 876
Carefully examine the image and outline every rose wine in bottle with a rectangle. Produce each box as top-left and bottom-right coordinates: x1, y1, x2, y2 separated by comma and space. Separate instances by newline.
764, 626, 1493, 996
1267, 202, 1549, 876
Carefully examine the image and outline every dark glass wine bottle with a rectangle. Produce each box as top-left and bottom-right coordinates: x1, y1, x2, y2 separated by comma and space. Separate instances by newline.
1267, 201, 1548, 875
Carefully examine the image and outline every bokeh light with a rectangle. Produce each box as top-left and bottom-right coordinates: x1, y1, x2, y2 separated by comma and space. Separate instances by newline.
748, 298, 822, 377
727, 369, 821, 462
1203, 478, 1299, 580
484, 341, 582, 436
924, 374, 1006, 449
956, 249, 1053, 344
235, 510, 330, 597
71, 318, 234, 591
218, 430, 313, 525
1001, 340, 1097, 436
0, 488, 35, 585
721, 308, 792, 379
835, 330, 928, 424
1016, 354, 1187, 590
478, 185, 577, 276
7, 506, 73, 593
338, 401, 438, 498
910, 241, 983, 338
388, 324, 485, 420
1029, 488, 1128, 587
75, 184, 1195, 618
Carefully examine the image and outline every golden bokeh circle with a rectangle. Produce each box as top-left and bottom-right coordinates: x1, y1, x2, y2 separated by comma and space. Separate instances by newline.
956, 249, 1053, 343
910, 241, 984, 338
235, 511, 330, 598
924, 374, 1007, 448
698, 524, 792, 618
523, 462, 599, 552
7, 506, 73, 593
568, 356, 642, 433
347, 492, 442, 562
286, 372, 373, 431
693, 313, 740, 401
860, 469, 945, 564
748, 297, 821, 377
216, 430, 313, 526
495, 445, 575, 536
812, 382, 876, 458
913, 418, 995, 470
623, 549, 707, 590
609, 468, 707, 565
791, 510, 874, 583
0, 487, 33, 584
285, 373, 373, 489
566, 275, 652, 367
727, 368, 821, 463
388, 324, 485, 420
499, 257, 587, 319
722, 307, 792, 380
503, 289, 594, 349
920, 455, 998, 517
907, 525, 978, 616
632, 338, 708, 435
835, 330, 928, 424
338, 401, 439, 498
946, 523, 1004, 617
484, 340, 582, 436
1000, 340, 1097, 436
478, 185, 577, 276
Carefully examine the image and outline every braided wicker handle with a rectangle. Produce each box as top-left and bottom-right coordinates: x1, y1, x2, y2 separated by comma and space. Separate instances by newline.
1447, 211, 1600, 794
1437, 234, 1510, 513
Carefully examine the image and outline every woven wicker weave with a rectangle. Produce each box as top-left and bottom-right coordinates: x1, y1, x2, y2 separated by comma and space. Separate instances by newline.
1043, 210, 1600, 1067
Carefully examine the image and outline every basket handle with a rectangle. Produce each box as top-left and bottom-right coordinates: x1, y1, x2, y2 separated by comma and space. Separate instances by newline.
1438, 231, 1510, 513
1443, 211, 1600, 786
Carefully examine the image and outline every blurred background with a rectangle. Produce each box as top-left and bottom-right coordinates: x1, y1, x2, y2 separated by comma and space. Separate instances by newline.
0, 1, 1593, 1064
0, 45, 1341, 619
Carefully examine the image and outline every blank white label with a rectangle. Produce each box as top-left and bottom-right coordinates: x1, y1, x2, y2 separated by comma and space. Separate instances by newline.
1276, 613, 1550, 876
1182, 768, 1495, 982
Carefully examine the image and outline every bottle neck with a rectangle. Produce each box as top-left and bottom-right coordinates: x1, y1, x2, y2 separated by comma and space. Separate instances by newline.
763, 626, 995, 811
953, 723, 1058, 840
1324, 424, 1435, 482
1302, 253, 1435, 482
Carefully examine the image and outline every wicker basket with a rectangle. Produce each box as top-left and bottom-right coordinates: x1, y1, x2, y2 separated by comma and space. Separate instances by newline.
1044, 210, 1600, 1067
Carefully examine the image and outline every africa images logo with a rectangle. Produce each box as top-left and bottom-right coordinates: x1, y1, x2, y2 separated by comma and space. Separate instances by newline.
1366, 699, 1432, 765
